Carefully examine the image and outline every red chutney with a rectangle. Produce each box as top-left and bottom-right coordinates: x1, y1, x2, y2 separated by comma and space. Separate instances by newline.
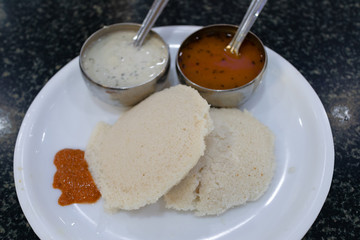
53, 149, 101, 206
178, 31, 265, 90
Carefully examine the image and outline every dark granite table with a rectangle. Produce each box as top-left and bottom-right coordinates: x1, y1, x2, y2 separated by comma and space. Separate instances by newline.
1, 0, 359, 239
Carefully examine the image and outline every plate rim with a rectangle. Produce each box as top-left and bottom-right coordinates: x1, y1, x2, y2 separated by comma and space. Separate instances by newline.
13, 25, 334, 240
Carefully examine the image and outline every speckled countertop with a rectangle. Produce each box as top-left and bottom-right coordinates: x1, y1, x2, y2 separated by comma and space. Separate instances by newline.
0, 0, 359, 239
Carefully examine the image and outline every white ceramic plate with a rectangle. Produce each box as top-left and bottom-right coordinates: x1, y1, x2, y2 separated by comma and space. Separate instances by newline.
14, 26, 334, 240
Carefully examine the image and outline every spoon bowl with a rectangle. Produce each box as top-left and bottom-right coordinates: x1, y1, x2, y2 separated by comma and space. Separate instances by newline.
176, 24, 267, 108
79, 23, 170, 106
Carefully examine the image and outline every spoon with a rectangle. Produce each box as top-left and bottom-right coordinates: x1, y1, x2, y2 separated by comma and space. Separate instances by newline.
133, 0, 169, 47
226, 0, 268, 55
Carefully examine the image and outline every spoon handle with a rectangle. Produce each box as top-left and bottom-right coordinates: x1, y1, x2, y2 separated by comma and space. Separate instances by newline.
227, 0, 267, 55
133, 0, 169, 47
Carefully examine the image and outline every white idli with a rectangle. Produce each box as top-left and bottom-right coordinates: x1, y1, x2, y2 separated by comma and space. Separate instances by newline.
165, 108, 275, 216
85, 85, 213, 211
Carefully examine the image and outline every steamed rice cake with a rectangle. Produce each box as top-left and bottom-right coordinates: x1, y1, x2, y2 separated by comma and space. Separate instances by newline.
164, 108, 275, 216
85, 85, 213, 211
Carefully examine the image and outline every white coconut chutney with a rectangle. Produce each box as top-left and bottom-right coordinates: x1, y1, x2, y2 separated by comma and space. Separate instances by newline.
81, 29, 168, 88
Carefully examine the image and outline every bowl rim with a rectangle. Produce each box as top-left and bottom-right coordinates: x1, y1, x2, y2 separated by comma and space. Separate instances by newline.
176, 24, 268, 93
79, 22, 170, 91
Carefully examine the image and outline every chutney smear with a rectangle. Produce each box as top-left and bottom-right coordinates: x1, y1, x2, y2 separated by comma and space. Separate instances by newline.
53, 149, 101, 206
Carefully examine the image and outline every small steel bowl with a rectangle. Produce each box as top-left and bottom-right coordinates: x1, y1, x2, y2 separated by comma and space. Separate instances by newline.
176, 24, 267, 108
79, 23, 170, 106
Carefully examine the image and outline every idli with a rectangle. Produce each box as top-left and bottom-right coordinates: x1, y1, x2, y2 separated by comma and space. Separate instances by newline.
164, 108, 275, 216
85, 85, 213, 211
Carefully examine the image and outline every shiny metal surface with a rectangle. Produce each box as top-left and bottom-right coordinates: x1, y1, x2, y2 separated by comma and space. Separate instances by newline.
226, 0, 267, 55
79, 23, 170, 106
176, 24, 267, 108
133, 0, 169, 47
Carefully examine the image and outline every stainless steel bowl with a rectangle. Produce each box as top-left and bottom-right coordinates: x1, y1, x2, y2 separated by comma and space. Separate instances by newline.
79, 23, 170, 106
176, 24, 267, 108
